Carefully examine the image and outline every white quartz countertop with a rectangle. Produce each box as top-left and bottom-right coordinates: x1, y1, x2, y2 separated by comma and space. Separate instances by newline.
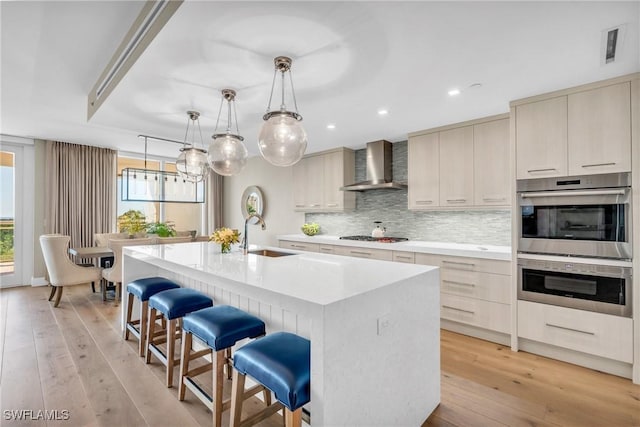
125, 242, 435, 306
277, 234, 512, 261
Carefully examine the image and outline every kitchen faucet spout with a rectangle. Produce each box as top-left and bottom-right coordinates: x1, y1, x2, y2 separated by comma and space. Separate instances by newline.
242, 213, 266, 255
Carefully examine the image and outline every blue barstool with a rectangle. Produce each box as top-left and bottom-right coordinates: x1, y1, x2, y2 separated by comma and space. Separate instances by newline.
230, 332, 310, 427
145, 288, 213, 387
178, 305, 267, 427
124, 277, 181, 356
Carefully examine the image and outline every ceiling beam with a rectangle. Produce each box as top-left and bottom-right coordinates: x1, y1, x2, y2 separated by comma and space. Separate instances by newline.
87, 0, 183, 121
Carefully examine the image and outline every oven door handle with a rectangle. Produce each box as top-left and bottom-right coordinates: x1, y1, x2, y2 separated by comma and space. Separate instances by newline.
521, 189, 627, 198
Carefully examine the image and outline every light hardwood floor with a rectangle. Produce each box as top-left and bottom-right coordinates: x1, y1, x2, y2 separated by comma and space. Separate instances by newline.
1, 285, 639, 427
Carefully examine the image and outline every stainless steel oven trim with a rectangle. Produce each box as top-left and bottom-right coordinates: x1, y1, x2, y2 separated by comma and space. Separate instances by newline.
517, 257, 632, 317
517, 187, 632, 260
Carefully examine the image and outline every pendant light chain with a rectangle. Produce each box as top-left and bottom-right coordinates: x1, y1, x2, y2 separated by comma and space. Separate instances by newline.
280, 70, 286, 110
288, 71, 300, 115
233, 99, 240, 135
266, 68, 277, 113
214, 96, 224, 134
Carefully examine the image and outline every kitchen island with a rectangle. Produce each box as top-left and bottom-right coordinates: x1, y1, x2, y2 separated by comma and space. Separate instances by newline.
122, 242, 440, 426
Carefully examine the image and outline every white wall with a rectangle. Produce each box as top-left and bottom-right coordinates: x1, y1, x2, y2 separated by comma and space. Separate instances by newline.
223, 156, 304, 246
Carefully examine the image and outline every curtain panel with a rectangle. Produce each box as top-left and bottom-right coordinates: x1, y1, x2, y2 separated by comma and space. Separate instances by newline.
205, 168, 223, 234
44, 141, 117, 249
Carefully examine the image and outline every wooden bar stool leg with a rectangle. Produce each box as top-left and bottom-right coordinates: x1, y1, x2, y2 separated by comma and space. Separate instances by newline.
213, 350, 225, 427
230, 369, 246, 427
166, 318, 176, 387
178, 331, 192, 401
145, 308, 157, 364
53, 286, 64, 307
225, 347, 233, 380
138, 300, 149, 357
284, 408, 302, 427
124, 292, 134, 340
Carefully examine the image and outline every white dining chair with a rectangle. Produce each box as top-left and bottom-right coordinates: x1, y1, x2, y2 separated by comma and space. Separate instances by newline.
102, 237, 154, 302
39, 234, 102, 307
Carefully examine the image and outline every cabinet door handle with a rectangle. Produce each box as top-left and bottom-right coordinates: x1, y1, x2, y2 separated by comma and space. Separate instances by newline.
527, 168, 557, 173
320, 247, 333, 252
295, 204, 305, 208
545, 323, 595, 335
442, 305, 475, 314
308, 204, 321, 207
350, 251, 372, 256
326, 203, 338, 207
522, 189, 626, 198
581, 162, 616, 168
482, 197, 507, 202
442, 260, 475, 268
415, 200, 433, 205
443, 280, 476, 287
395, 256, 413, 260
446, 198, 467, 203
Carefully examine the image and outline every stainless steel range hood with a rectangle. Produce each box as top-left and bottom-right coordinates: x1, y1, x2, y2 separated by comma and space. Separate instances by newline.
340, 140, 407, 191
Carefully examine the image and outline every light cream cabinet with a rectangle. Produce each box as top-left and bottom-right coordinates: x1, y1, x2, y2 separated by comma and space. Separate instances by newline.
567, 82, 631, 176
292, 148, 355, 212
408, 132, 439, 209
279, 240, 320, 252
409, 114, 510, 209
518, 300, 632, 363
415, 253, 512, 338
515, 96, 568, 179
514, 78, 633, 179
439, 126, 474, 207
474, 118, 511, 206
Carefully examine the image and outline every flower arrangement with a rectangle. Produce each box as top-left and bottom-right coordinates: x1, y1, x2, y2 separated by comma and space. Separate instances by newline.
210, 227, 240, 253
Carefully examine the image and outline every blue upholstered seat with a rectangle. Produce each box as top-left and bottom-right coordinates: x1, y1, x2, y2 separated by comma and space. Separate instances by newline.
149, 288, 213, 320
233, 332, 310, 411
183, 305, 266, 351
126, 277, 180, 301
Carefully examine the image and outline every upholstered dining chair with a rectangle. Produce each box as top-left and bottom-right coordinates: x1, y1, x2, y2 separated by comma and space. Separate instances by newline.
102, 237, 154, 302
39, 234, 102, 307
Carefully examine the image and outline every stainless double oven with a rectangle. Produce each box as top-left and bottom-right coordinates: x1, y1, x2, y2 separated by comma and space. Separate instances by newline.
516, 172, 632, 317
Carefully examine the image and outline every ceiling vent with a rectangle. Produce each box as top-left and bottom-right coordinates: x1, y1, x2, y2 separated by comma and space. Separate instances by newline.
601, 24, 626, 65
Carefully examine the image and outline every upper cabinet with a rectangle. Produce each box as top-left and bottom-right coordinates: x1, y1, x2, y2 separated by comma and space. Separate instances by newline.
408, 132, 439, 209
567, 82, 631, 176
292, 147, 355, 212
439, 126, 474, 207
513, 77, 635, 179
474, 118, 510, 206
408, 114, 511, 210
515, 97, 568, 179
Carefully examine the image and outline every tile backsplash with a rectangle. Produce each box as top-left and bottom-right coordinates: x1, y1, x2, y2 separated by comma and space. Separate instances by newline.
305, 141, 511, 246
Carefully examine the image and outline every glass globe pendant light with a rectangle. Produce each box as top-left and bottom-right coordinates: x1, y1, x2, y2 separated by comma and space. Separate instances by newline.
176, 110, 208, 183
258, 56, 307, 167
207, 89, 248, 176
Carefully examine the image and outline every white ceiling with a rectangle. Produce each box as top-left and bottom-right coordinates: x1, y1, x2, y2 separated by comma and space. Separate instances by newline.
2, 1, 639, 159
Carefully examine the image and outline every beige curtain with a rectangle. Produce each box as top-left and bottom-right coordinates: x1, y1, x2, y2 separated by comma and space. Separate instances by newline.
44, 141, 117, 249
205, 169, 223, 233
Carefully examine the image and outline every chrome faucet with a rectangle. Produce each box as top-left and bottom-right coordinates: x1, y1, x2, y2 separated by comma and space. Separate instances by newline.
242, 213, 266, 255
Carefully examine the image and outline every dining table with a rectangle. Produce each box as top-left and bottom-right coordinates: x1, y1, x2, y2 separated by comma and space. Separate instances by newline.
69, 246, 115, 300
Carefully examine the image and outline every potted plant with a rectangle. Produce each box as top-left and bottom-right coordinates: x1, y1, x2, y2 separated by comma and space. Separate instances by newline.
146, 221, 177, 237
117, 210, 147, 237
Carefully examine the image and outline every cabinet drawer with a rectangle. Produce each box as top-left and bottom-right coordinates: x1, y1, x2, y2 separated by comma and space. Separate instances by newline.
441, 270, 510, 304
334, 246, 393, 261
441, 294, 510, 334
278, 241, 320, 252
392, 251, 415, 263
517, 301, 632, 363
318, 244, 336, 254
415, 253, 510, 275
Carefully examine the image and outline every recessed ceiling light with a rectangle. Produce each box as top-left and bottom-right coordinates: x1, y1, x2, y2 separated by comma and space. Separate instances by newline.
327, 124, 336, 129
448, 88, 461, 96
378, 109, 388, 116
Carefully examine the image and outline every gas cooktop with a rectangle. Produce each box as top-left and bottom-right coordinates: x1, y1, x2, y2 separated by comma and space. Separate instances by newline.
339, 235, 409, 243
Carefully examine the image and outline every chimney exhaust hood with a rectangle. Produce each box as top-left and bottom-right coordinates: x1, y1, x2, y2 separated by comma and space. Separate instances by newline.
340, 140, 407, 191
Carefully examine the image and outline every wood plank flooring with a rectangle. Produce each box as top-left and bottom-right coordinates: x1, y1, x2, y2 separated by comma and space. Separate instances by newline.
1, 285, 639, 426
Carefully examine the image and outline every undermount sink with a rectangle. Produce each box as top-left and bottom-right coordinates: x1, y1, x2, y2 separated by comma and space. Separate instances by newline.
248, 249, 296, 257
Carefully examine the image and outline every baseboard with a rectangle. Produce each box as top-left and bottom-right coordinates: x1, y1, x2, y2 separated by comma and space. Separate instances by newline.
441, 319, 511, 346
518, 338, 633, 379
31, 276, 48, 287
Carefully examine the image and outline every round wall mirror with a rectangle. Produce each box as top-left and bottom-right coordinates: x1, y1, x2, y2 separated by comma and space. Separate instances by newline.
241, 185, 264, 224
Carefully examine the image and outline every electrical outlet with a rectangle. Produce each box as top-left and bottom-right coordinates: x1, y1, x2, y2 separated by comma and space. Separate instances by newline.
377, 314, 391, 336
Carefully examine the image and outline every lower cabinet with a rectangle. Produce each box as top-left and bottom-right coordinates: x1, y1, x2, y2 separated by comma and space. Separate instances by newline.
278, 241, 320, 252
518, 300, 633, 363
415, 252, 512, 339
332, 245, 393, 261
